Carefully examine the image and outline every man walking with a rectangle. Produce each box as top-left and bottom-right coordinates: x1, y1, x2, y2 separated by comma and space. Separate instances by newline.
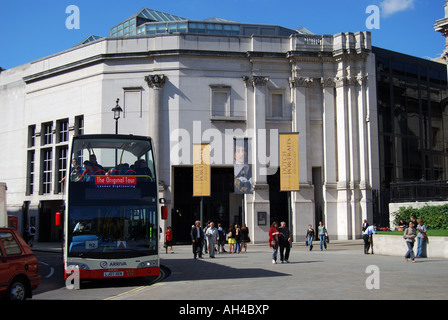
206, 222, 219, 258
278, 221, 291, 263
190, 220, 203, 259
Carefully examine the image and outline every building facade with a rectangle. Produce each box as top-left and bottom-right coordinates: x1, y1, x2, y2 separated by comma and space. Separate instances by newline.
1, 9, 380, 243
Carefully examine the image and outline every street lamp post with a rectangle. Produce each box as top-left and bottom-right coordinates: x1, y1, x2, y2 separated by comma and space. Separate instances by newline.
111, 98, 123, 134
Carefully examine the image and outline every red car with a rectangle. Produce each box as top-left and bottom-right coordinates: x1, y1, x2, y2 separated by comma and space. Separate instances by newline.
0, 228, 41, 300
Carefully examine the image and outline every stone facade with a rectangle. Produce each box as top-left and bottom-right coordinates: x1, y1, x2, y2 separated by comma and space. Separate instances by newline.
0, 30, 378, 242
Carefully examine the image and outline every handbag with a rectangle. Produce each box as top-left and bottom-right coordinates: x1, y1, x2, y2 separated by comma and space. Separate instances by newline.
326, 234, 330, 243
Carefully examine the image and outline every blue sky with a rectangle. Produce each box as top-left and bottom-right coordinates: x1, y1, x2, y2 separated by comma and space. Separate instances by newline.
0, 0, 445, 70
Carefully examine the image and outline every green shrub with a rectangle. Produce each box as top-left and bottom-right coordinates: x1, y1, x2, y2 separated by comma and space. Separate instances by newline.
392, 204, 448, 230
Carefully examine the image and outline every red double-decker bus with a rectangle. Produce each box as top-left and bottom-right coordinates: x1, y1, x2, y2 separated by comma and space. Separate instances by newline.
64, 134, 160, 280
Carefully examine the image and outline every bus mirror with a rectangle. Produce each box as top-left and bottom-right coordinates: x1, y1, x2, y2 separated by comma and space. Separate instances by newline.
161, 206, 168, 220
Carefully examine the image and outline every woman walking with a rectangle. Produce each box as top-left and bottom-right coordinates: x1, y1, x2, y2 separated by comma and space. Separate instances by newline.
403, 221, 416, 262
269, 221, 280, 264
318, 221, 327, 251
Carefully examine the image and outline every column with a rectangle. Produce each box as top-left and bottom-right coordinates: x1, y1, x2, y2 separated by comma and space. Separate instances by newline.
243, 75, 270, 243
335, 76, 351, 240
289, 76, 314, 241
144, 74, 166, 177
356, 74, 372, 236
144, 74, 168, 230
321, 77, 338, 237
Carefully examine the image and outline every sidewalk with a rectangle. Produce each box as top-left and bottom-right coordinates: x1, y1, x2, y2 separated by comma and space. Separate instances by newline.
120, 240, 448, 300
31, 241, 63, 253
32, 240, 448, 300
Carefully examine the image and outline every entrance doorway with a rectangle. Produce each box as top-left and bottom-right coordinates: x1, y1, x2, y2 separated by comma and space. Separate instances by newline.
267, 171, 289, 225
39, 200, 64, 242
172, 167, 242, 243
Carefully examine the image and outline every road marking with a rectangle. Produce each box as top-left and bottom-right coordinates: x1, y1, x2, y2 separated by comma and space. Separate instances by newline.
38, 261, 55, 279
103, 269, 165, 300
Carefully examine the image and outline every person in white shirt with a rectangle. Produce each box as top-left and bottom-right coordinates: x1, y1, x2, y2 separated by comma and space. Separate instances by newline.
362, 224, 376, 254
206, 222, 219, 258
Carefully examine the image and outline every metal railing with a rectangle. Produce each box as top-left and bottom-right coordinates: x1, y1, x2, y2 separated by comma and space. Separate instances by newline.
390, 180, 448, 202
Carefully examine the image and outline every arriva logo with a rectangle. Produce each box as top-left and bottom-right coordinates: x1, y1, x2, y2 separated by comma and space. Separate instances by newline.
101, 261, 128, 268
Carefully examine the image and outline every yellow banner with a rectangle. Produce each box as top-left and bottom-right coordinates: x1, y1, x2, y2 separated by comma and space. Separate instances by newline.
193, 144, 211, 197
279, 133, 300, 191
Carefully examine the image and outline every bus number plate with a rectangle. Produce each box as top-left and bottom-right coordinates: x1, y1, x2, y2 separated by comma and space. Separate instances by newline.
104, 271, 124, 277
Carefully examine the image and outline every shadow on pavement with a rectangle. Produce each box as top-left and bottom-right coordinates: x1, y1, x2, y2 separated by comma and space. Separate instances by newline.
160, 258, 322, 282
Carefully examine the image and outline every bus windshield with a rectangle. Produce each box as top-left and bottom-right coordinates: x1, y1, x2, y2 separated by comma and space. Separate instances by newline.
67, 135, 158, 259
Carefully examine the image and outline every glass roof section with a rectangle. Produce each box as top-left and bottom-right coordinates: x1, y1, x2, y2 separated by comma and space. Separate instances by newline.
137, 8, 186, 22
74, 35, 102, 47
109, 8, 308, 38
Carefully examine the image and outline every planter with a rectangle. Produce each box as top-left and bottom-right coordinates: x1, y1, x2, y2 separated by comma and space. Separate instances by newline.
373, 234, 448, 259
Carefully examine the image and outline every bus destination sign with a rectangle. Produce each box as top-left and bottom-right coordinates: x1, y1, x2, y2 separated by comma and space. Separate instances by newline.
95, 176, 137, 188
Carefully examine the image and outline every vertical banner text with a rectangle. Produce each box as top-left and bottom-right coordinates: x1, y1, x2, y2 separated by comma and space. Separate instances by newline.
193, 144, 211, 197
279, 132, 300, 191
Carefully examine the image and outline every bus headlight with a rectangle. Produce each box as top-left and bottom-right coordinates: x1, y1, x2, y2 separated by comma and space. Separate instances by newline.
137, 260, 158, 268
67, 263, 90, 271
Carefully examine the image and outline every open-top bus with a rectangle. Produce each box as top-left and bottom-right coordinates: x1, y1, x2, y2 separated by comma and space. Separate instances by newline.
64, 134, 160, 280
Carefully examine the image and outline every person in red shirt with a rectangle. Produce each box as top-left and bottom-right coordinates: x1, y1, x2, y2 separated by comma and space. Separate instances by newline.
164, 226, 174, 254
269, 221, 280, 264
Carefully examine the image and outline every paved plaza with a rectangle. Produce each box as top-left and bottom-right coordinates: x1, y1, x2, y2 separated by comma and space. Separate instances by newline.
110, 240, 448, 300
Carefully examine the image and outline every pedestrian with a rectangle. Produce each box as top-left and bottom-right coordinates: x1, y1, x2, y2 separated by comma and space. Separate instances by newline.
362, 219, 369, 232
306, 224, 314, 251
203, 221, 210, 254
269, 221, 280, 264
190, 220, 203, 259
234, 224, 241, 253
28, 224, 36, 248
318, 221, 327, 251
278, 221, 291, 263
217, 223, 227, 253
164, 226, 174, 254
227, 224, 236, 253
362, 224, 377, 254
240, 223, 250, 253
416, 218, 427, 258
403, 221, 416, 262
206, 222, 219, 258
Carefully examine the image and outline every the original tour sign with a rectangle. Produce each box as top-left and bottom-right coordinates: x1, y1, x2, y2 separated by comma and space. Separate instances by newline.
279, 132, 300, 191
193, 143, 211, 197
95, 176, 137, 188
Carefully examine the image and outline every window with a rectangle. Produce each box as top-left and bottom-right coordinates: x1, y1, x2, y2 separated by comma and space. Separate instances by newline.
26, 150, 35, 195
271, 94, 283, 118
56, 146, 68, 194
75, 115, 84, 135
28, 125, 36, 148
57, 119, 69, 143
0, 232, 22, 255
41, 148, 52, 194
211, 86, 231, 119
123, 89, 143, 118
268, 91, 288, 119
42, 122, 53, 145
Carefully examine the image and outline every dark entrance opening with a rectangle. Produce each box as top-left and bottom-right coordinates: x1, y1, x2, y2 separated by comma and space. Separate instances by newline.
172, 167, 241, 244
39, 200, 64, 242
267, 171, 288, 226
